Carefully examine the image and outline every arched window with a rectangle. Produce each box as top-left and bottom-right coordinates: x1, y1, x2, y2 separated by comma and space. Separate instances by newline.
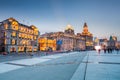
11, 21, 19, 30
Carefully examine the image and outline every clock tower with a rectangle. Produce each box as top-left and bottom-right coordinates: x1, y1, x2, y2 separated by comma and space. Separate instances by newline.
81, 22, 93, 50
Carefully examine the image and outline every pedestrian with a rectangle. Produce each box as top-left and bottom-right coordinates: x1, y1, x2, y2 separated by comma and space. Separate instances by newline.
110, 48, 112, 53
98, 49, 101, 54
107, 48, 110, 53
104, 49, 106, 53
103, 45, 106, 53
116, 48, 119, 54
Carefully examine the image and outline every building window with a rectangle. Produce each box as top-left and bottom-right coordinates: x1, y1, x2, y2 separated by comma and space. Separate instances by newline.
18, 47, 20, 52
11, 31, 16, 37
30, 35, 33, 40
34, 31, 38, 35
18, 46, 24, 52
27, 35, 29, 39
22, 33, 24, 38
10, 47, 16, 52
28, 30, 31, 34
11, 39, 15, 45
19, 26, 23, 32
4, 23, 8, 29
34, 36, 37, 40
19, 33, 22, 38
25, 34, 27, 38
31, 30, 34, 34
11, 21, 19, 30
4, 39, 7, 45
4, 32, 7, 36
34, 48, 37, 51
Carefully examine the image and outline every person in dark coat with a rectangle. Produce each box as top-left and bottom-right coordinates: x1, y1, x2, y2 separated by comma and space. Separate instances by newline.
98, 49, 101, 54
104, 49, 106, 53
107, 47, 110, 53
115, 48, 119, 54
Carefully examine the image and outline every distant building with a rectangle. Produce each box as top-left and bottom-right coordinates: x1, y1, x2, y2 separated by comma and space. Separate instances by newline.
78, 23, 93, 50
0, 18, 40, 54
40, 24, 85, 51
107, 35, 117, 49
93, 37, 99, 46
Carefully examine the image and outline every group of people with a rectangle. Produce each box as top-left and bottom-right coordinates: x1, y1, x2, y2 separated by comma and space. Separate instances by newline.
103, 47, 119, 54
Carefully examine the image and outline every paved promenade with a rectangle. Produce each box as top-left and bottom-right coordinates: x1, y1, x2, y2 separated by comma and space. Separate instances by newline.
71, 50, 120, 80
0, 51, 120, 80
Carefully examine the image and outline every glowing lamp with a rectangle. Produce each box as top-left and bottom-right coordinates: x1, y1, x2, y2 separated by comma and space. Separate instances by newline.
95, 45, 101, 50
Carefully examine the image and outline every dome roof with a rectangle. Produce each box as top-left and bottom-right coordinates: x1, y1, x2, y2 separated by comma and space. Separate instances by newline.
65, 24, 74, 30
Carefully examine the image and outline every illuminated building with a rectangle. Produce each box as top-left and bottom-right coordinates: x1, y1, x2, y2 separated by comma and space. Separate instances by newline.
38, 37, 56, 51
80, 23, 93, 50
45, 24, 86, 51
51, 31, 75, 51
0, 18, 39, 54
76, 33, 86, 51
94, 37, 99, 46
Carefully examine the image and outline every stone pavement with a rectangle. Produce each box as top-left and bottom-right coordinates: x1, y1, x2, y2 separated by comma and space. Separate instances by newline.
0, 52, 86, 80
0, 52, 83, 74
0, 51, 120, 80
0, 52, 53, 62
71, 50, 120, 80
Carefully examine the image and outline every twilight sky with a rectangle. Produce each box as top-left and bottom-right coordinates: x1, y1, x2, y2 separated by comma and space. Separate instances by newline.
0, 0, 120, 39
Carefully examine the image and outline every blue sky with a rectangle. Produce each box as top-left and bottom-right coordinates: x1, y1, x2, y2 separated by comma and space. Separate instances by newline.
0, 0, 120, 39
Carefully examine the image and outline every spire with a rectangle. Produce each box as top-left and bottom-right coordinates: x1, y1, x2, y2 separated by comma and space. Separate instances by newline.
83, 22, 88, 28
109, 35, 113, 41
81, 22, 93, 36
82, 22, 88, 34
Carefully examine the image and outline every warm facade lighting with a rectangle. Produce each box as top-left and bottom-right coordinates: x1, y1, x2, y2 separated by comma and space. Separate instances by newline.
0, 18, 40, 54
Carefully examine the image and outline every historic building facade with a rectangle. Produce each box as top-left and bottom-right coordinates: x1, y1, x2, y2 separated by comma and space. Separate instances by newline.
41, 25, 85, 51
78, 23, 93, 50
38, 37, 56, 51
0, 18, 39, 54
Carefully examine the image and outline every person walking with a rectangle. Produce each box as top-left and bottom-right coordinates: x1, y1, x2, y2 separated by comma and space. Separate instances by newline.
116, 48, 119, 54
98, 49, 101, 54
103, 45, 106, 53
104, 48, 106, 53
